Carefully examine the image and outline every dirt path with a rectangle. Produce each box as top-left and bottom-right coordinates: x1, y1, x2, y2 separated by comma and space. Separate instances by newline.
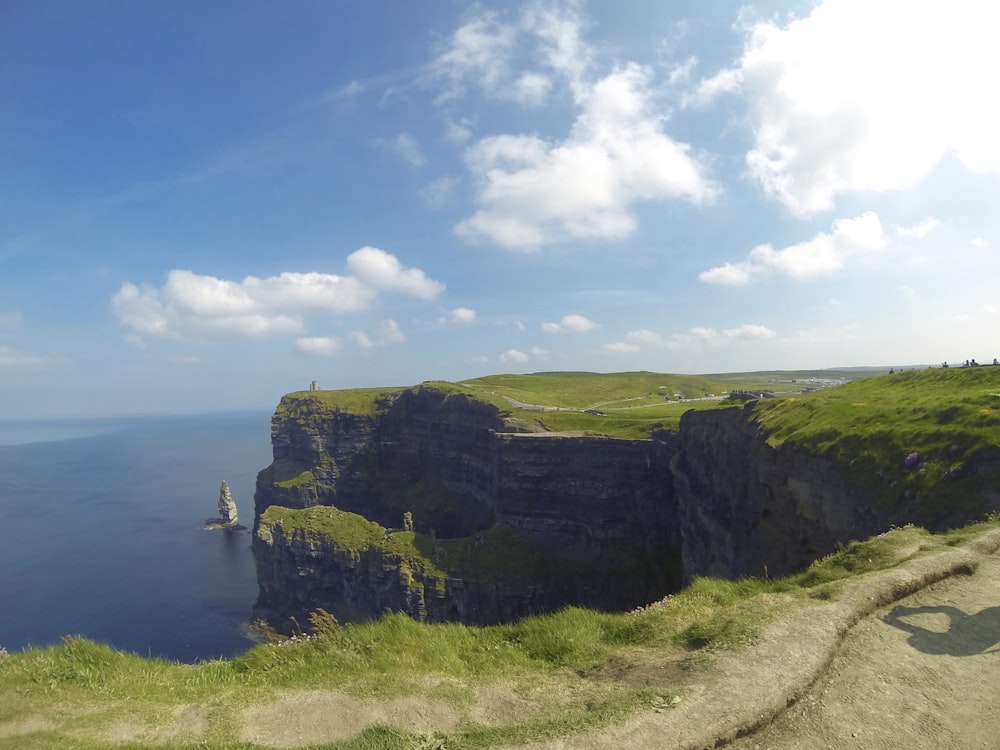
507, 529, 1000, 750
725, 550, 1000, 750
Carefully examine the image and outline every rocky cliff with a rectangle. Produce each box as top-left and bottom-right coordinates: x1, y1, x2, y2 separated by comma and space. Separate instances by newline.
252, 385, 680, 631
252, 382, 1000, 633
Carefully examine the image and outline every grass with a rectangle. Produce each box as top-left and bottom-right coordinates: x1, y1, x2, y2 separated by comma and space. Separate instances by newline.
752, 366, 1000, 519
275, 369, 870, 441
3, 520, 996, 749
258, 505, 646, 601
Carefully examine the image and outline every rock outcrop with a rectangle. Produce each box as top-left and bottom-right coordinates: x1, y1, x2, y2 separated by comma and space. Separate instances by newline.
206, 480, 244, 530
251, 385, 1000, 634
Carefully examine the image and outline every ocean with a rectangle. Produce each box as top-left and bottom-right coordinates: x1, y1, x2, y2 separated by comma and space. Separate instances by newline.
0, 411, 273, 663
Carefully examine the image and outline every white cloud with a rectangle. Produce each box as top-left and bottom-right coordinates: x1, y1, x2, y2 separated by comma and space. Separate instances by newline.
511, 72, 552, 105
421, 176, 459, 209
711, 0, 1000, 215
603, 341, 640, 354
700, 211, 886, 285
439, 307, 477, 326
351, 319, 405, 350
457, 63, 716, 248
606, 324, 775, 355
437, 6, 715, 249
380, 132, 426, 167
896, 218, 940, 239
500, 348, 529, 363
627, 329, 667, 346
430, 11, 517, 102
972, 237, 989, 248
445, 118, 475, 144
114, 249, 442, 342
531, 346, 549, 359
684, 67, 741, 108
667, 55, 697, 86
542, 313, 599, 334
673, 324, 776, 348
345, 247, 445, 299
0, 345, 62, 368
295, 336, 341, 356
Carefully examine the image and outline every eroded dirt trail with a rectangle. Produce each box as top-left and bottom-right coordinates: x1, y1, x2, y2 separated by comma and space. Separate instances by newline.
726, 554, 1000, 750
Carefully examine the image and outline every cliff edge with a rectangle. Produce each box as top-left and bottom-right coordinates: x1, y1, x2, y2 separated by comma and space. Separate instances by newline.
252, 369, 1000, 634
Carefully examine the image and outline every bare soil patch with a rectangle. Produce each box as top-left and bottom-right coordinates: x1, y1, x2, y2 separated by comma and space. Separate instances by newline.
725, 551, 1000, 749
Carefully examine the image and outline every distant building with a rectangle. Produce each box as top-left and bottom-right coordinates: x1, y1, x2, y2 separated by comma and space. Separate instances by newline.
728, 390, 775, 402
309, 380, 320, 391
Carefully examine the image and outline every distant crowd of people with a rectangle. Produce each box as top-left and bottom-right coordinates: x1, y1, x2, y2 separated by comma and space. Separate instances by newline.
939, 358, 1000, 368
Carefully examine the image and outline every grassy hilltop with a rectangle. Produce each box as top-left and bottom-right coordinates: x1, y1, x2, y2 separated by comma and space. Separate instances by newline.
283, 368, 864, 438
3, 366, 1000, 749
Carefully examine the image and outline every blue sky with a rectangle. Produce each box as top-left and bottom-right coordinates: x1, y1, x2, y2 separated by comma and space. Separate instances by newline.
3, 0, 999, 418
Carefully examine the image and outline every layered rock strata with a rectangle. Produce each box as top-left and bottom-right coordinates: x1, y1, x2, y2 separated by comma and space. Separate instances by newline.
252, 386, 1000, 633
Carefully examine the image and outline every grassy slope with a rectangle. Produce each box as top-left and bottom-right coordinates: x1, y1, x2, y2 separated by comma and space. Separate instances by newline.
753, 366, 1000, 518
280, 369, 866, 439
3, 522, 997, 749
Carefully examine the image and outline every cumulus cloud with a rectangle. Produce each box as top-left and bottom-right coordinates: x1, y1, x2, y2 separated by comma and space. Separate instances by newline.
346, 247, 445, 299
500, 348, 529, 363
421, 176, 459, 209
606, 324, 774, 353
896, 218, 940, 239
603, 341, 640, 354
971, 237, 989, 249
295, 336, 341, 356
445, 118, 475, 144
351, 319, 405, 350
114, 249, 443, 342
380, 132, 426, 167
683, 67, 741, 108
703, 0, 1000, 214
439, 307, 477, 326
700, 211, 885, 285
430, 11, 517, 101
435, 5, 716, 249
542, 314, 599, 334
667, 55, 698, 86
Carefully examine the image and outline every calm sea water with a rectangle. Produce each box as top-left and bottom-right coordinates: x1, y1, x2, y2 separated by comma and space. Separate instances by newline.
0, 411, 273, 663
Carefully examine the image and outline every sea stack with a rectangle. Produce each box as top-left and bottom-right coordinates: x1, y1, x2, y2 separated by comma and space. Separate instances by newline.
218, 480, 239, 526
206, 480, 244, 530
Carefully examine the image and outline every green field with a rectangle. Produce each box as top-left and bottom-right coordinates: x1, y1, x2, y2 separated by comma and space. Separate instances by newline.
282, 368, 876, 438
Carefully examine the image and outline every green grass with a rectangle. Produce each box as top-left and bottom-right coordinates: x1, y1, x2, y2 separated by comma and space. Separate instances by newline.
260, 505, 619, 590
752, 366, 1000, 518
3, 520, 995, 749
276, 369, 869, 441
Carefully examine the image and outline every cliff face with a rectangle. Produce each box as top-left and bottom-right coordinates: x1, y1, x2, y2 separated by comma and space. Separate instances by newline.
254, 388, 508, 537
252, 386, 1000, 633
253, 386, 680, 631
671, 405, 884, 581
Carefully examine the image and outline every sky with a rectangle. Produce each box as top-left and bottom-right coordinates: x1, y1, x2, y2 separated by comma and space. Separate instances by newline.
3, 0, 1000, 418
